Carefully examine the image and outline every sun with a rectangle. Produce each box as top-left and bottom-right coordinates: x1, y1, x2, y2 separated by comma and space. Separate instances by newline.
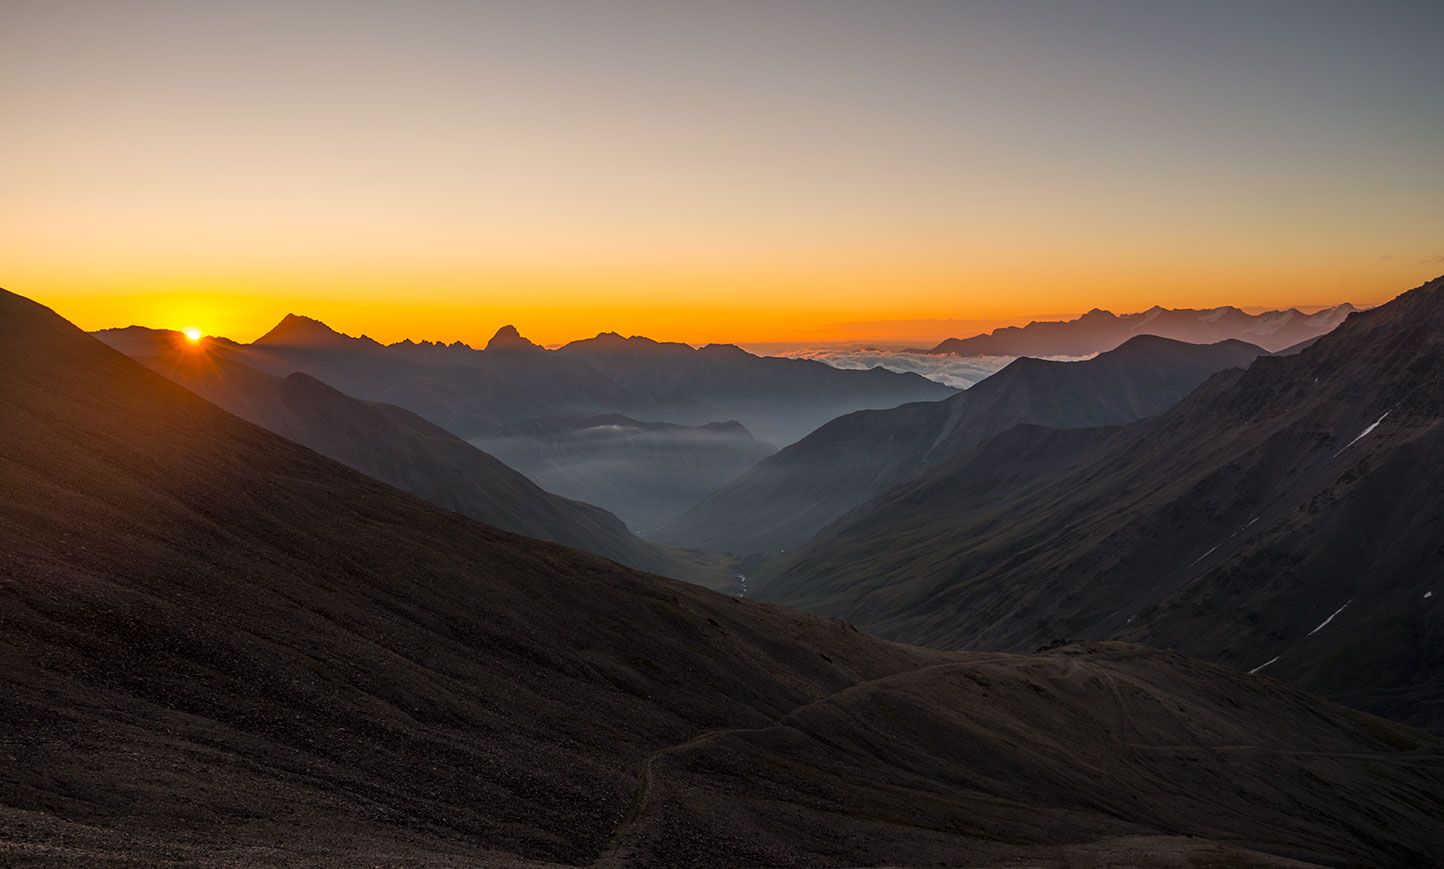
182, 326, 203, 342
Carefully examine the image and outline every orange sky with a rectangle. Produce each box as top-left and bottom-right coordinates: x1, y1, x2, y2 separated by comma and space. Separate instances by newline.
14, 263, 1425, 350
3, 2, 1441, 348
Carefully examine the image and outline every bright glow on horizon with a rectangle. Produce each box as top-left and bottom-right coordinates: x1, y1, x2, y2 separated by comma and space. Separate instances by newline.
3, 2, 1441, 346
183, 326, 203, 343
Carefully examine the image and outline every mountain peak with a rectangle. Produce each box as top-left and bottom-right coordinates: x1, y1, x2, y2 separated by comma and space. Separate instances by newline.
699, 342, 749, 357
254, 313, 357, 348
559, 331, 670, 354
485, 325, 542, 352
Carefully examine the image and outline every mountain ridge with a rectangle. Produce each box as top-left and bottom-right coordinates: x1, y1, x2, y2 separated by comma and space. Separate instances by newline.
186, 314, 957, 447
925, 303, 1355, 357
659, 335, 1268, 556
94, 326, 739, 588
758, 276, 1444, 731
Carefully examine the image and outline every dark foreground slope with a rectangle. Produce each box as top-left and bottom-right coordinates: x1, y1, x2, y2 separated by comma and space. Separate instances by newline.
661, 336, 1265, 555
762, 277, 1444, 732
3, 289, 1442, 866
95, 328, 736, 589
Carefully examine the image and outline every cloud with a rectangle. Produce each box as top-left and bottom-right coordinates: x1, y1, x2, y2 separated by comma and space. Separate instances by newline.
774, 348, 1016, 388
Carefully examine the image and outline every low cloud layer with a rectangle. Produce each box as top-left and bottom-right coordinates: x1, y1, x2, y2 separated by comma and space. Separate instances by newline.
775, 348, 1013, 389
776, 348, 1098, 389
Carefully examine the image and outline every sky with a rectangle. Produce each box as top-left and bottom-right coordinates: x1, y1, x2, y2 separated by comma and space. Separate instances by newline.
3, 0, 1442, 347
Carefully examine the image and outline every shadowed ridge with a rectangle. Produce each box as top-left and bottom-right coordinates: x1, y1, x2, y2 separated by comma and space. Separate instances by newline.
760, 276, 1444, 730
92, 323, 740, 588
1104, 332, 1263, 359
658, 336, 1266, 556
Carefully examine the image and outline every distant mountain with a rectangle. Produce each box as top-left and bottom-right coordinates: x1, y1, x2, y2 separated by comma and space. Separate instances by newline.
6, 287, 1442, 865
254, 312, 383, 349
483, 323, 544, 352
557, 331, 957, 445
659, 336, 1267, 556
112, 317, 952, 526
96, 326, 736, 589
169, 318, 955, 451
248, 321, 650, 437
760, 276, 1444, 732
472, 414, 775, 531
926, 303, 1355, 357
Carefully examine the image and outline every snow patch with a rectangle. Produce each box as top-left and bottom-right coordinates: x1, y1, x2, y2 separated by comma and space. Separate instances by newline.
1425, 591, 1434, 599
1332, 412, 1389, 458
1186, 544, 1219, 569
1249, 655, 1281, 675
1306, 601, 1350, 637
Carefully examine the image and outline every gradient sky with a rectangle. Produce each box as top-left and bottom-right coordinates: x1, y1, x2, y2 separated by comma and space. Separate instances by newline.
4, 0, 1442, 346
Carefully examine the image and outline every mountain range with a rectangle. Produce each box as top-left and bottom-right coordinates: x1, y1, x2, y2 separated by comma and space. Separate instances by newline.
122, 315, 953, 529
249, 316, 957, 446
5, 286, 1443, 864
249, 314, 680, 437
554, 331, 958, 444
660, 336, 1269, 556
95, 326, 737, 589
923, 303, 1356, 358
758, 277, 1444, 733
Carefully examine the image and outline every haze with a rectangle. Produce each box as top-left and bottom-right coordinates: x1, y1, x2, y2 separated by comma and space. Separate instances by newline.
3, 0, 1442, 345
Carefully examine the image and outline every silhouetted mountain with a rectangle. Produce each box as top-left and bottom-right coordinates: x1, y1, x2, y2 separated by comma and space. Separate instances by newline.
96, 326, 736, 589
254, 312, 381, 349
558, 332, 958, 444
484, 324, 543, 352
242, 320, 663, 437
760, 277, 1444, 732
208, 317, 951, 450
927, 303, 1354, 357
661, 336, 1267, 555
6, 288, 1442, 865
121, 317, 953, 526
472, 414, 775, 531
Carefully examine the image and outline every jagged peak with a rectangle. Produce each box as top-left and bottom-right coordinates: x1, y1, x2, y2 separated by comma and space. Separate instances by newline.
485, 325, 542, 352
254, 313, 358, 348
